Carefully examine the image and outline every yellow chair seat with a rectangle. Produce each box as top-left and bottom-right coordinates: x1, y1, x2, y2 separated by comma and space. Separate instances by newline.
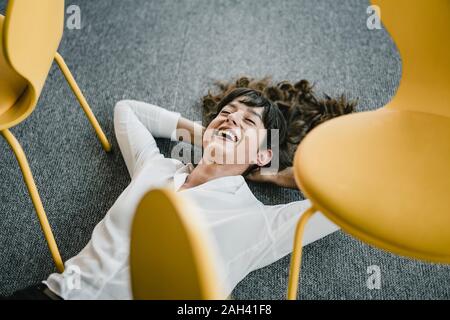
294, 109, 450, 263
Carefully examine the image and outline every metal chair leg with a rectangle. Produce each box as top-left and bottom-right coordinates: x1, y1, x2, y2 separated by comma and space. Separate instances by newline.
54, 52, 112, 152
287, 206, 316, 300
1, 129, 64, 273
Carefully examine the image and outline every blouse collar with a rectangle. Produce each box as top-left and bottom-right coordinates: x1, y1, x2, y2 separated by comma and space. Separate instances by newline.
173, 163, 246, 193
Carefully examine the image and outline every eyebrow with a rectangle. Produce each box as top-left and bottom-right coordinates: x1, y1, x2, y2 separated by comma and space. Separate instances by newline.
228, 102, 263, 121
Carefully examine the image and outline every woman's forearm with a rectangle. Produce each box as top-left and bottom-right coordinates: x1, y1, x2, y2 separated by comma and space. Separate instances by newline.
176, 117, 205, 147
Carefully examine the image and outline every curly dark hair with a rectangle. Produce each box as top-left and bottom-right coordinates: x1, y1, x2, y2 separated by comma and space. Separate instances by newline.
201, 75, 358, 172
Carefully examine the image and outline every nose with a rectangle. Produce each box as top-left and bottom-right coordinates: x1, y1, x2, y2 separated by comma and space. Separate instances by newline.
227, 111, 242, 126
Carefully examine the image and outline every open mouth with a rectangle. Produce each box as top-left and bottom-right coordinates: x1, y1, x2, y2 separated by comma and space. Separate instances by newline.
214, 129, 239, 143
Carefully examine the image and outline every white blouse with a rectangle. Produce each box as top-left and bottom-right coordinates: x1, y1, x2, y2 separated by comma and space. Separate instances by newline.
44, 100, 339, 299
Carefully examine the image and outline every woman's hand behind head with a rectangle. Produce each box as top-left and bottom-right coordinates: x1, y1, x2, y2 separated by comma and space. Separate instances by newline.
245, 166, 298, 190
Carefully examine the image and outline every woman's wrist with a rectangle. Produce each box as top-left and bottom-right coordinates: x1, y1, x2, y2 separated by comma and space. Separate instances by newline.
272, 167, 298, 189
246, 166, 299, 190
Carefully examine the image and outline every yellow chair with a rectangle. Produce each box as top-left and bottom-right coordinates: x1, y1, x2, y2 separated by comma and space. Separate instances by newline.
0, 0, 111, 273
287, 0, 450, 299
130, 188, 226, 299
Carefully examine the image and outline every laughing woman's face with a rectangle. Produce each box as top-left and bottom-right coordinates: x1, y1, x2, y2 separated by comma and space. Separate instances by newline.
202, 98, 273, 167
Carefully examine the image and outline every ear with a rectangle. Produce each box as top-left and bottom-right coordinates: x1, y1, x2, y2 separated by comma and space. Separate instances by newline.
256, 148, 273, 167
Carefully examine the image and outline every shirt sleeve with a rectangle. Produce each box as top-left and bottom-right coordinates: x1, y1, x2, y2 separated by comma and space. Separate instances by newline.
114, 100, 181, 178
256, 199, 340, 270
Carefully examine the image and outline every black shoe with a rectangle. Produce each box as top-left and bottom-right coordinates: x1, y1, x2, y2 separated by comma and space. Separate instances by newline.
6, 284, 62, 300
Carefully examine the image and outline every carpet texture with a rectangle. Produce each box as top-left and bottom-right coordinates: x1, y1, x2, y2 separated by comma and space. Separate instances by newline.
0, 0, 449, 299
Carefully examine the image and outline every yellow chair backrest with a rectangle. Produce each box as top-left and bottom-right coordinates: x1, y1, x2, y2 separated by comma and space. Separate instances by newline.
130, 188, 225, 300
372, 0, 450, 117
0, 0, 65, 129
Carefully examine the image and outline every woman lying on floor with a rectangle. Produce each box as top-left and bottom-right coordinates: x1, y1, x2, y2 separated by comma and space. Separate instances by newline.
8, 76, 356, 300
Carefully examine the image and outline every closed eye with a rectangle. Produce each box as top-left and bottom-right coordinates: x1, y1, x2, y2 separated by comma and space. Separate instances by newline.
245, 118, 256, 125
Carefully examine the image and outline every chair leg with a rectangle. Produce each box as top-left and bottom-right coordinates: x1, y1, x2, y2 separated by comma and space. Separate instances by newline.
1, 129, 65, 273
54, 52, 112, 152
287, 206, 316, 300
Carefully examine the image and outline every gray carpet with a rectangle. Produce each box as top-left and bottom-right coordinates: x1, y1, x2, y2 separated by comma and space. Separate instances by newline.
0, 0, 449, 299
